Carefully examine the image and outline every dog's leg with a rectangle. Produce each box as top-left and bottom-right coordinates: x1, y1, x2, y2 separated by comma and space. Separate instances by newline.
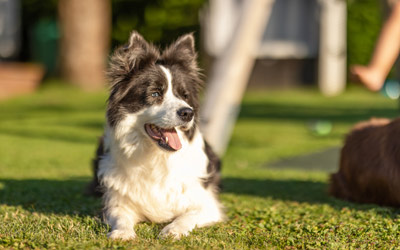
159, 196, 224, 239
104, 192, 141, 240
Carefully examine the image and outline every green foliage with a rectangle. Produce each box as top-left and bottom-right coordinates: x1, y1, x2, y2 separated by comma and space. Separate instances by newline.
111, 0, 205, 48
20, 0, 206, 53
1, 83, 400, 248
347, 0, 383, 67
19, 0, 206, 74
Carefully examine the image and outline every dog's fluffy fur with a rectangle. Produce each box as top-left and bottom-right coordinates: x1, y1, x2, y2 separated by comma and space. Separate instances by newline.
88, 31, 224, 240
329, 117, 400, 207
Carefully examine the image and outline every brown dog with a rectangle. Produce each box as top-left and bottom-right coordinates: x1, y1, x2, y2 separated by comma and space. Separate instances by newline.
329, 117, 400, 207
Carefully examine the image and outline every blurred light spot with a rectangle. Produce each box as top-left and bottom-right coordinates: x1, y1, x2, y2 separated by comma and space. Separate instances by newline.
382, 80, 400, 100
308, 120, 332, 136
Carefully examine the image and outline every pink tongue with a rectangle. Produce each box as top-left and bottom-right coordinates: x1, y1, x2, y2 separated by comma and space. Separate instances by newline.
163, 129, 182, 150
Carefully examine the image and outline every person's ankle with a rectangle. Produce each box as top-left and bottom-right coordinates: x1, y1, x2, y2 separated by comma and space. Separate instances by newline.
365, 66, 385, 91
352, 65, 385, 91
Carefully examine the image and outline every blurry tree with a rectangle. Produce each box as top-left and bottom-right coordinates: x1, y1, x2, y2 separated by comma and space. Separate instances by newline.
58, 0, 111, 90
20, 0, 205, 86
111, 0, 205, 49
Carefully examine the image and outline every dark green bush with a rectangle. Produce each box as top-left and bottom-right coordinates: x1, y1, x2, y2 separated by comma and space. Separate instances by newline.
21, 0, 205, 50
20, 0, 205, 73
111, 0, 205, 48
347, 0, 383, 67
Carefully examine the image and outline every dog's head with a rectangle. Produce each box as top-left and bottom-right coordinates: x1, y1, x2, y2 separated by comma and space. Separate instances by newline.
106, 31, 202, 152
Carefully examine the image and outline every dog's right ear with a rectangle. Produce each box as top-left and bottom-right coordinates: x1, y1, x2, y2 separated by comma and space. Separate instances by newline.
127, 31, 148, 51
107, 31, 159, 88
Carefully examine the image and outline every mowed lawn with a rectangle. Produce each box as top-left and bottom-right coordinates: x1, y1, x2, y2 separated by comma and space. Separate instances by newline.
1, 83, 400, 249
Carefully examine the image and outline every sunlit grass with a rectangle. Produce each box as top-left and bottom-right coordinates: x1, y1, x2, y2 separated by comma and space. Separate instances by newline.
1, 83, 399, 249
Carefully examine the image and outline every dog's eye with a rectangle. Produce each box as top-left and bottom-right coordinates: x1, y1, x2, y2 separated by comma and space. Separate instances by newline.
183, 94, 189, 100
151, 92, 160, 97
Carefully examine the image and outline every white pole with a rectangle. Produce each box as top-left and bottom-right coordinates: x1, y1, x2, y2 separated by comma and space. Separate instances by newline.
202, 0, 238, 57
201, 0, 274, 156
318, 0, 347, 96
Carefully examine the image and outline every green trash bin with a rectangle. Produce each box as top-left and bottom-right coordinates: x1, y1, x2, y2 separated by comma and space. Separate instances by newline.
30, 19, 59, 75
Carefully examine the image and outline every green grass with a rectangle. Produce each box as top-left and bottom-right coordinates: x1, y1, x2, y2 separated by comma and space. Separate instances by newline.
1, 83, 400, 249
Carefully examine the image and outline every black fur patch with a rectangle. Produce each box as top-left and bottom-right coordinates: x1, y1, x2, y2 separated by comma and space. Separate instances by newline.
106, 32, 161, 127
85, 137, 105, 197
202, 141, 222, 189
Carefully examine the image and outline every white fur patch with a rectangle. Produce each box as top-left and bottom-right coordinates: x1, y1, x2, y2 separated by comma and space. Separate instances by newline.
160, 65, 173, 92
158, 65, 194, 130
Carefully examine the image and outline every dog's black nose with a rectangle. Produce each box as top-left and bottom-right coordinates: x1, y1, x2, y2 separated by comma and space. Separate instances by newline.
177, 107, 194, 122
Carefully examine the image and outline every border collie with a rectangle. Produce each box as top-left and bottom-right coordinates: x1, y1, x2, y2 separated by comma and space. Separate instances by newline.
87, 31, 224, 240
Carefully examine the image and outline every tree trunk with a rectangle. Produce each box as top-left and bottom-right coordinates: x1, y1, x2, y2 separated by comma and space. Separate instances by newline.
58, 0, 111, 90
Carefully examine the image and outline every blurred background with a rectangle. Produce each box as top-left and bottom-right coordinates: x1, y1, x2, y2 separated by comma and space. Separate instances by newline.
0, 0, 206, 92
0, 0, 384, 93
0, 0, 398, 157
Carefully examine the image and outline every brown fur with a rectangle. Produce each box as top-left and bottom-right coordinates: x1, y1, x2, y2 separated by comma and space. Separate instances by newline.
329, 117, 400, 207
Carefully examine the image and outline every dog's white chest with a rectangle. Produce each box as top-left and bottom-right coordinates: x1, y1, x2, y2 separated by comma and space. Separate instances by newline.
99, 125, 212, 223
131, 174, 190, 222
100, 137, 208, 223
125, 153, 207, 223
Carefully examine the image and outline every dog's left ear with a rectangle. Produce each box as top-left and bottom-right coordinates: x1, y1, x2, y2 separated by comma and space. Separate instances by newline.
172, 33, 196, 58
162, 33, 197, 65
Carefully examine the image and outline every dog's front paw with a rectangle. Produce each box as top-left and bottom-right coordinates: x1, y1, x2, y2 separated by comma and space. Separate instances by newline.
159, 223, 191, 239
107, 229, 136, 241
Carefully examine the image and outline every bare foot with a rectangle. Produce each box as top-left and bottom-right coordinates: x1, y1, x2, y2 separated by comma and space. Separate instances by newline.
350, 65, 385, 92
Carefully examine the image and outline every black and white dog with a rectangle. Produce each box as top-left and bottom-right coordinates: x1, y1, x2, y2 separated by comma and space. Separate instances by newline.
88, 31, 224, 240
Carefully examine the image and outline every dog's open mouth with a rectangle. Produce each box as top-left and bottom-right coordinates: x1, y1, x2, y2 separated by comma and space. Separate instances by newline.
144, 123, 182, 151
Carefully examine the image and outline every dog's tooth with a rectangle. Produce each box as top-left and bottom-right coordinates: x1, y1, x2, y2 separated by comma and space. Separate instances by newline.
165, 137, 169, 143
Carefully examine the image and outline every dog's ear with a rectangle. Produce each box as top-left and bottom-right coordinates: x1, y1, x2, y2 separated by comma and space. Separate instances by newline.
172, 33, 196, 59
127, 31, 148, 52
161, 33, 197, 66
107, 31, 159, 87
161, 33, 203, 100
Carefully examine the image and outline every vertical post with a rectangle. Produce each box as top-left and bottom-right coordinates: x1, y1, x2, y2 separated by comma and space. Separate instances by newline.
202, 0, 239, 57
201, 0, 274, 156
318, 0, 347, 96
0, 0, 20, 60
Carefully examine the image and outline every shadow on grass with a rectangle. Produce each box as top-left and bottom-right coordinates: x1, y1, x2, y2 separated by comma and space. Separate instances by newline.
267, 147, 340, 173
223, 177, 330, 204
1, 177, 399, 219
239, 103, 398, 122
0, 178, 101, 216
223, 177, 400, 216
